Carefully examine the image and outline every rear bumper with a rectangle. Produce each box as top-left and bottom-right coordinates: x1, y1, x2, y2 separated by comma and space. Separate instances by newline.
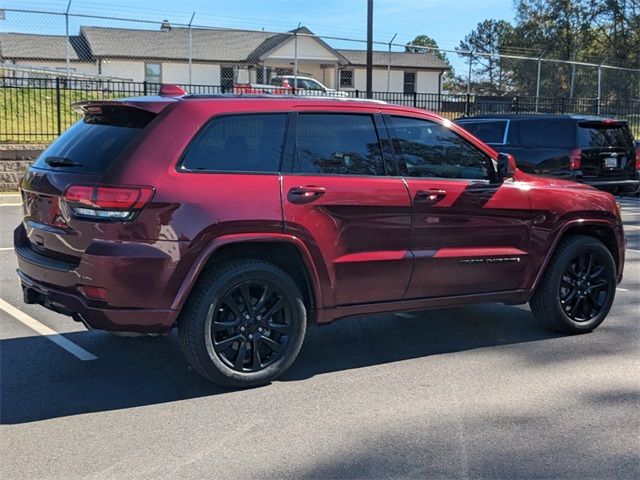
13, 224, 184, 333
582, 178, 639, 189
18, 271, 178, 333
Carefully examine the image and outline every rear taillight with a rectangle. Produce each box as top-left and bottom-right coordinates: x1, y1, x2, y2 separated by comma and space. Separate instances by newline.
635, 146, 640, 170
63, 185, 154, 221
78, 285, 108, 301
570, 148, 582, 171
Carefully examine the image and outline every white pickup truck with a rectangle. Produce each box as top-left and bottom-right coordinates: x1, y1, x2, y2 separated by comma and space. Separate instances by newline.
234, 75, 349, 97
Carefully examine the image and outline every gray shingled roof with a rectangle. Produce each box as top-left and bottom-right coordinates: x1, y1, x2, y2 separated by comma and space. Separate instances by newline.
0, 32, 91, 61
0, 27, 449, 71
81, 26, 275, 62
337, 49, 449, 69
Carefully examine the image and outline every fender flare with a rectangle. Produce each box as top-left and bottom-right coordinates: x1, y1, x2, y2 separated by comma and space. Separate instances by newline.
530, 217, 620, 293
170, 233, 323, 313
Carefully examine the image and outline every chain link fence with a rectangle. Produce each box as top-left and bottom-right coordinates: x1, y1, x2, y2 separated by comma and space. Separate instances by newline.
1, 7, 639, 142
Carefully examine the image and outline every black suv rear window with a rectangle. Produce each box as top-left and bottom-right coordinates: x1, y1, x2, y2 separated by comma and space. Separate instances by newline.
516, 120, 576, 148
33, 106, 155, 174
457, 120, 507, 144
181, 114, 287, 172
577, 123, 634, 149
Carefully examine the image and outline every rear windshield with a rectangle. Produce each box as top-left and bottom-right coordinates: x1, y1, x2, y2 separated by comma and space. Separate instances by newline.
457, 120, 507, 144
32, 106, 155, 174
516, 120, 576, 148
577, 123, 634, 150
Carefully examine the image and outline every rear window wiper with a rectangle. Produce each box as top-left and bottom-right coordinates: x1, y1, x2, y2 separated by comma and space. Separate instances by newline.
44, 156, 84, 167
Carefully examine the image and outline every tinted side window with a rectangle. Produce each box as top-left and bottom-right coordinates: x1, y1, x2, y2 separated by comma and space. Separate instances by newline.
516, 120, 575, 148
391, 116, 490, 179
294, 114, 384, 176
457, 120, 507, 144
181, 114, 287, 172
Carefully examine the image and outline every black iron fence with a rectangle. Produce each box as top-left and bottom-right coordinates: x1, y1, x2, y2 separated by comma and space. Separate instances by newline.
1, 76, 639, 143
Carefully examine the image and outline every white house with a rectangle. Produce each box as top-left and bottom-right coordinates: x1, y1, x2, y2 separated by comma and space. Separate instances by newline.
0, 25, 449, 94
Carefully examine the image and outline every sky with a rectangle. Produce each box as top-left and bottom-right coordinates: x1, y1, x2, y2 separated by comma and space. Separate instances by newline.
0, 0, 517, 73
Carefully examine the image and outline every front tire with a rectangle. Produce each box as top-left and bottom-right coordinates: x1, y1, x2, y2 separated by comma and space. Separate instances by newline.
530, 235, 616, 334
179, 259, 307, 388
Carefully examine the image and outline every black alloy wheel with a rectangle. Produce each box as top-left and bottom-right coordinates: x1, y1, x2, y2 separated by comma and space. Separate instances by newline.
559, 251, 610, 322
179, 259, 307, 388
208, 281, 292, 372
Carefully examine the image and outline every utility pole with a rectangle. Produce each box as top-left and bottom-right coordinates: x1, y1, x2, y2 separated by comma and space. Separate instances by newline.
386, 33, 397, 93
366, 0, 373, 99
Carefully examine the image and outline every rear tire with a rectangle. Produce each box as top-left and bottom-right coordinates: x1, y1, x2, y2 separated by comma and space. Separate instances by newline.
178, 259, 306, 388
530, 235, 616, 334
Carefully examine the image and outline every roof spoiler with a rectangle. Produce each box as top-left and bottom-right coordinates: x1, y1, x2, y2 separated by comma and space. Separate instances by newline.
72, 98, 175, 115
578, 118, 627, 127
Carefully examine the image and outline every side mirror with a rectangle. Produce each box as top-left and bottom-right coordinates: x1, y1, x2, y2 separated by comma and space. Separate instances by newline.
496, 152, 516, 181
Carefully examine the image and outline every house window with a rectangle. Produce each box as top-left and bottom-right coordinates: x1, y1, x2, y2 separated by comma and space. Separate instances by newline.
220, 66, 235, 92
339, 70, 354, 88
403, 71, 416, 94
145, 63, 161, 84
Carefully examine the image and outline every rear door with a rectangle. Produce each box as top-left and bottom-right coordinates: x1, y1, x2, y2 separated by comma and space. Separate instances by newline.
386, 114, 533, 299
281, 111, 412, 306
577, 121, 636, 181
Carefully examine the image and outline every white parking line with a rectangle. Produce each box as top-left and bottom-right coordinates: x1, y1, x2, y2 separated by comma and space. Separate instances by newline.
0, 247, 14, 251
617, 288, 629, 292
627, 248, 640, 254
0, 203, 22, 207
624, 225, 640, 230
394, 312, 417, 319
0, 298, 97, 361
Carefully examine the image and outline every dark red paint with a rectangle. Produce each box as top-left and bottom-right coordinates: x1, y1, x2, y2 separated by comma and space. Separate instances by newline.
15, 96, 626, 332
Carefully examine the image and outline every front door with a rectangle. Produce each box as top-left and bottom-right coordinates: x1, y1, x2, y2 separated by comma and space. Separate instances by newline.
282, 111, 413, 306
386, 114, 533, 299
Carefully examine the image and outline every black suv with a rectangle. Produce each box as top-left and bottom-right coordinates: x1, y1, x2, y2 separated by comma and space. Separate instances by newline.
456, 114, 640, 194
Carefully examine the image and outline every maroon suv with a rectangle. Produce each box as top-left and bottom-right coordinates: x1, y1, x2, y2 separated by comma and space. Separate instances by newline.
15, 87, 626, 387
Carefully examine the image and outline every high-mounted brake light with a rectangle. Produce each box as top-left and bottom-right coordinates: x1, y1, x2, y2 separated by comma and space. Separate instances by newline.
158, 84, 187, 96
570, 148, 582, 171
63, 185, 154, 221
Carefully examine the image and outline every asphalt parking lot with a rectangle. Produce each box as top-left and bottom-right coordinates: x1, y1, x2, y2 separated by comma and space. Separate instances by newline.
1, 194, 638, 480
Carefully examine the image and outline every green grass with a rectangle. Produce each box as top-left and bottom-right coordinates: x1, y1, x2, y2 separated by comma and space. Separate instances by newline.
0, 87, 131, 143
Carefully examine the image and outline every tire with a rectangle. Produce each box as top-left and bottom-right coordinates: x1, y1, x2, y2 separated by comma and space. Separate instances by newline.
530, 235, 616, 334
178, 259, 307, 388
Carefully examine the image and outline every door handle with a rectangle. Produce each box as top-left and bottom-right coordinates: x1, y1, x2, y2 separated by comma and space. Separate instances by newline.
415, 189, 447, 204
288, 185, 326, 204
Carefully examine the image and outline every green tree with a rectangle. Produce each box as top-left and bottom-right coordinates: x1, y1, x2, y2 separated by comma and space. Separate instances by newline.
406, 35, 459, 92
458, 20, 514, 94
505, 0, 638, 98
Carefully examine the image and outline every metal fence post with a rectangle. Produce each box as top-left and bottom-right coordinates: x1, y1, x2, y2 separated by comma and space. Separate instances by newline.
466, 51, 474, 96
65, 0, 72, 78
55, 77, 62, 136
465, 93, 471, 116
597, 63, 603, 116
143, 81, 148, 95
413, 91, 417, 108
535, 57, 542, 113
188, 12, 195, 85
293, 30, 298, 95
